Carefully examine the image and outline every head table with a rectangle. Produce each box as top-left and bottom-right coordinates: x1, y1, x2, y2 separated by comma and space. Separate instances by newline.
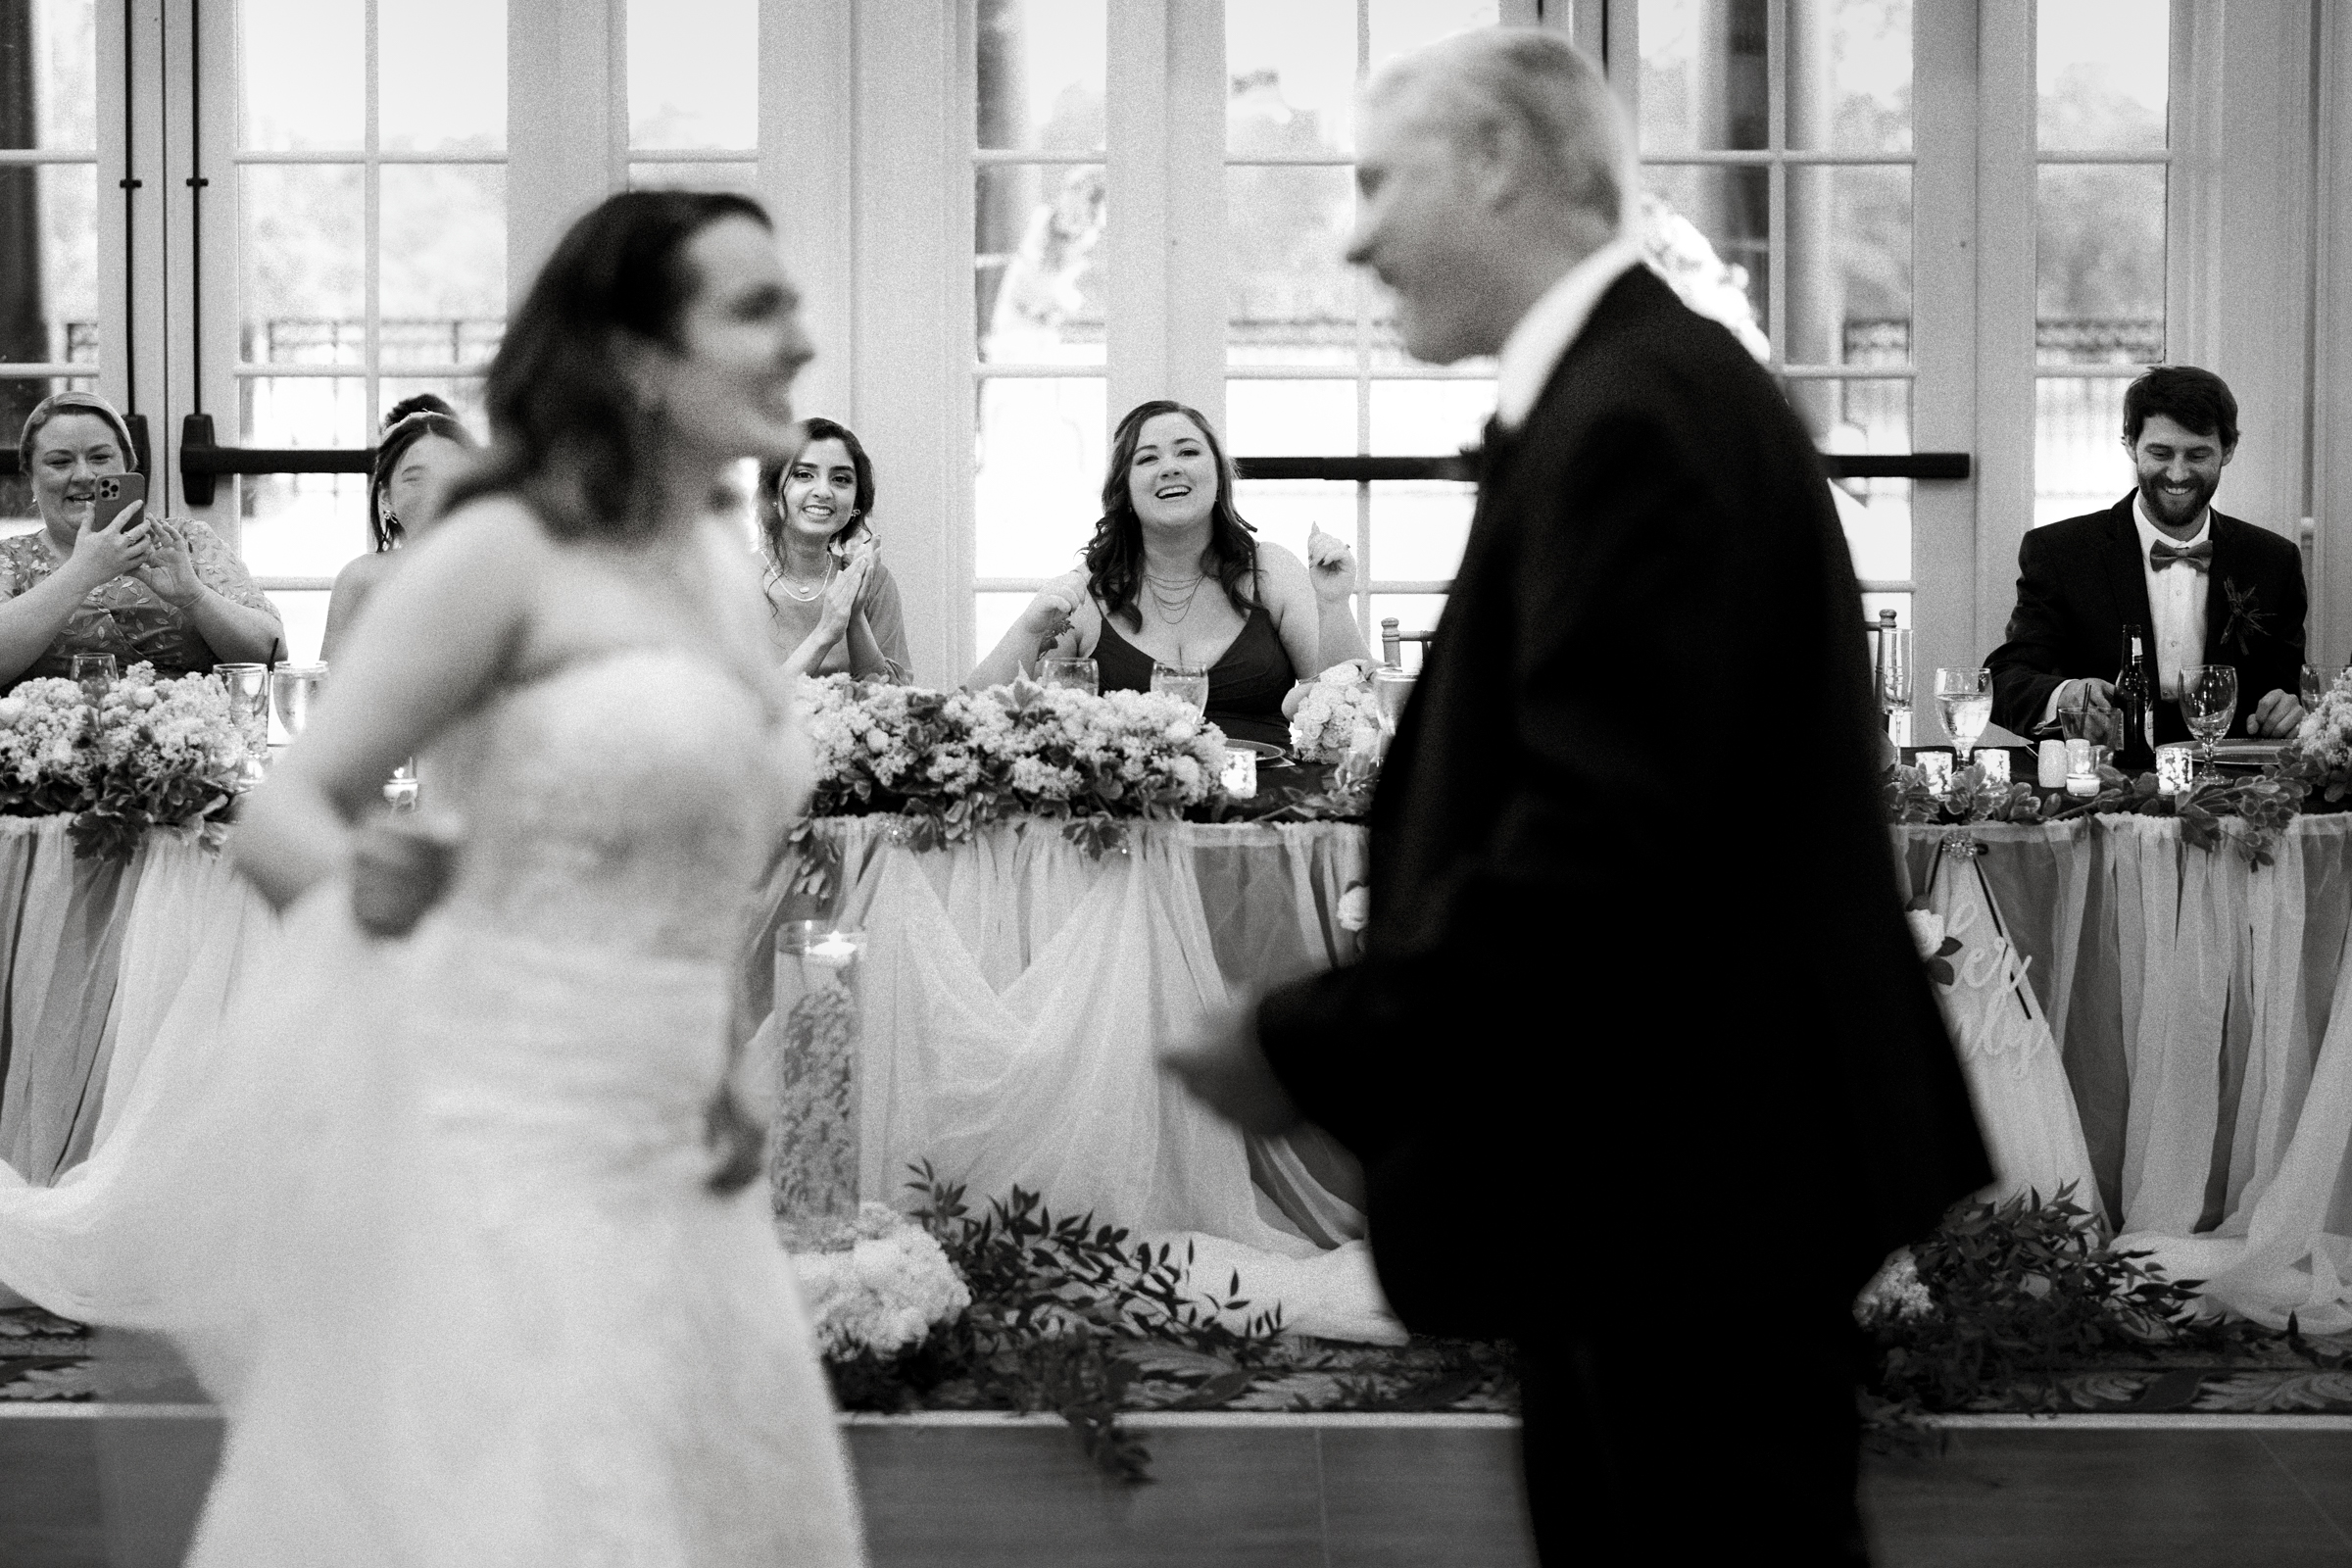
5, 808, 2352, 1331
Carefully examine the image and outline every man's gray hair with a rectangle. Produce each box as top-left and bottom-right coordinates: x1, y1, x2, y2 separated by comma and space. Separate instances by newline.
1369, 28, 1634, 232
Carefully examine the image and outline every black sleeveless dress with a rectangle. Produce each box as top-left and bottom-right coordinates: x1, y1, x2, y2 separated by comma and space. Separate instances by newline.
1093, 605, 1296, 748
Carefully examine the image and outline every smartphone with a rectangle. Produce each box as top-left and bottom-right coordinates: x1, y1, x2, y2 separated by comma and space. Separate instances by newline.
89, 472, 147, 532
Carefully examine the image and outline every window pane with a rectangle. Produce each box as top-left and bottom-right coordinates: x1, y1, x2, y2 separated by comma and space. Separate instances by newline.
378, 375, 489, 432
1226, 379, 1355, 458
1370, 594, 1446, 672
1640, 0, 1768, 155
268, 589, 330, 666
1231, 478, 1339, 569
240, 0, 365, 152
628, 0, 757, 151
975, 377, 1104, 578
977, 0, 1106, 154
2036, 165, 2164, 366
238, 376, 369, 583
1644, 166, 1770, 342
1791, 0, 1911, 154
0, 373, 94, 521
1227, 0, 1356, 157
0, 164, 98, 365
1368, 0, 1499, 75
2034, 377, 2132, 528
1784, 165, 1910, 365
381, 166, 506, 333
5, 0, 98, 150
380, 0, 506, 152
1370, 483, 1473, 583
1368, 379, 1491, 457
2038, 0, 2168, 152
241, 166, 366, 366
1228, 166, 1353, 369
627, 161, 760, 195
978, 165, 1106, 366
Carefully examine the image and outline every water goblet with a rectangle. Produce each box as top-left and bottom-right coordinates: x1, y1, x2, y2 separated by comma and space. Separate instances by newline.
2178, 663, 2238, 773
71, 653, 117, 701
1934, 667, 1992, 764
2301, 663, 2341, 716
270, 662, 328, 744
1038, 657, 1099, 696
1149, 661, 1210, 718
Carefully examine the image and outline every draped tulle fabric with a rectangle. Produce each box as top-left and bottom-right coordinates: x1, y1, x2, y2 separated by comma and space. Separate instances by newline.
782, 815, 1402, 1344
0, 649, 865, 1565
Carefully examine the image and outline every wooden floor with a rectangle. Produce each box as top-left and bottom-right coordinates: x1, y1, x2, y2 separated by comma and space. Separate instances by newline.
7, 1408, 2352, 1565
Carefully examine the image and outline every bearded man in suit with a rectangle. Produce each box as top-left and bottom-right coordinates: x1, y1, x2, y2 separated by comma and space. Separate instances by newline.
1986, 366, 2309, 746
1163, 27, 1987, 1567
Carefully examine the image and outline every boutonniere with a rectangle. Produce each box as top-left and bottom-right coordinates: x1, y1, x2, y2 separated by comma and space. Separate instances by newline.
2221, 577, 2272, 655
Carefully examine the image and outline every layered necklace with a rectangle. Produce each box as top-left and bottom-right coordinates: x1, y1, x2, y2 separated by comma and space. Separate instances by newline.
1143, 567, 1207, 624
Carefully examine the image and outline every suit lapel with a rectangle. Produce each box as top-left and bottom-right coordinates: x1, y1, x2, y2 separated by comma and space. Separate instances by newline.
2101, 496, 2156, 651
2201, 512, 2239, 660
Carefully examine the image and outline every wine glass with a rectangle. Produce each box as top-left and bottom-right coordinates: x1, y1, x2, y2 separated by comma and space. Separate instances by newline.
70, 653, 117, 701
2301, 663, 2343, 715
1149, 662, 1209, 718
1038, 657, 1099, 696
1934, 667, 1992, 764
2179, 663, 2238, 772
270, 662, 328, 743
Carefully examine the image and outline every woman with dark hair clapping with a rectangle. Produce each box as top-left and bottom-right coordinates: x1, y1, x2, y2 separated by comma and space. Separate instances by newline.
760, 416, 910, 681
319, 393, 476, 662
968, 398, 1368, 745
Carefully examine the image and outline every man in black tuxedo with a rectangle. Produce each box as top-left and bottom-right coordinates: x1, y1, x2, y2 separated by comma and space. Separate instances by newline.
1164, 28, 1987, 1567
1987, 367, 2308, 746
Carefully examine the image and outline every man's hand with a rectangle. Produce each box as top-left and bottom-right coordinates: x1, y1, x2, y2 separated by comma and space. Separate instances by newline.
2250, 688, 2307, 739
1161, 1003, 1301, 1134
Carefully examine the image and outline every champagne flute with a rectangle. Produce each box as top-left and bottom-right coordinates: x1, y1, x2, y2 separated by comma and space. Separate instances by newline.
1149, 661, 1209, 718
1372, 666, 1415, 737
2179, 663, 2238, 773
1934, 667, 1992, 765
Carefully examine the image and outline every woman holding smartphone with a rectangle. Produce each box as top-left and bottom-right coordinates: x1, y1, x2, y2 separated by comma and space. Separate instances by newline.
760, 416, 909, 682
0, 391, 281, 689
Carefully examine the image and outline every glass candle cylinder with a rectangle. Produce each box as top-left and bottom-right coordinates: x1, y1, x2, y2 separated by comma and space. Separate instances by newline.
2156, 743, 2196, 796
2037, 740, 2069, 788
770, 921, 866, 1250
1916, 751, 1954, 796
1980, 750, 2011, 786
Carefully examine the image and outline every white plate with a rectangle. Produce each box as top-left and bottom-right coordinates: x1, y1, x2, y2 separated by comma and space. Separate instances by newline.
1226, 739, 1288, 760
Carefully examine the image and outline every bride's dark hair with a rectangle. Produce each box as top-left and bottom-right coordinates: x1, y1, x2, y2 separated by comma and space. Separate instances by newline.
440, 189, 772, 540
1085, 399, 1258, 632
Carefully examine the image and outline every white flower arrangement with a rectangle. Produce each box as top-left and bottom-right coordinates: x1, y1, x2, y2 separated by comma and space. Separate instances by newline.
0, 663, 246, 858
1853, 1249, 1936, 1327
801, 674, 1229, 845
1288, 661, 1380, 764
2282, 667, 2352, 806
788, 1202, 973, 1361
1639, 191, 1771, 365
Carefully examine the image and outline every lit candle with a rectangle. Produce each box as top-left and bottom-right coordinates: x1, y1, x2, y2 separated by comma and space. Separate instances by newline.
2036, 740, 2068, 789
1917, 751, 1953, 797
1221, 748, 1258, 798
1979, 750, 2010, 786
2155, 744, 2195, 797
806, 933, 861, 971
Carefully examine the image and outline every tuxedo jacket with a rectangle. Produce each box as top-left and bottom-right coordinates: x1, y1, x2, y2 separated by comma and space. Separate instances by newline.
1254, 267, 1989, 1340
1987, 496, 2308, 746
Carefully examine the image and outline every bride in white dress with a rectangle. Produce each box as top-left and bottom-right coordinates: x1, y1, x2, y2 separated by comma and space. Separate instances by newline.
0, 191, 865, 1564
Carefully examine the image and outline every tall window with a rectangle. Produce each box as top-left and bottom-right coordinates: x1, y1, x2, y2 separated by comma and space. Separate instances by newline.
969, 0, 1108, 665
626, 0, 759, 194
229, 0, 508, 657
2033, 0, 2167, 526
0, 0, 101, 521
1635, 0, 1917, 627
1224, 2, 1499, 664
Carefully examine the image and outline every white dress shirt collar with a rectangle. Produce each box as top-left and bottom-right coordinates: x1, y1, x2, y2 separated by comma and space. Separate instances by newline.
1493, 237, 1644, 433
2131, 491, 2212, 699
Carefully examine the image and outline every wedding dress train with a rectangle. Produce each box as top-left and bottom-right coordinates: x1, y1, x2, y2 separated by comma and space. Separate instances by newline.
0, 648, 864, 1566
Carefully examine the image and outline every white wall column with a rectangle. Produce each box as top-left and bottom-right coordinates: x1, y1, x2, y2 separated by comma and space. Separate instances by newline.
763, 0, 857, 425
2309, 2, 2352, 664
507, 0, 622, 307
1909, 0, 1980, 691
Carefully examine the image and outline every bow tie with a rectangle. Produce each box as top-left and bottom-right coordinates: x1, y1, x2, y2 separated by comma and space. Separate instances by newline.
2150, 539, 2212, 572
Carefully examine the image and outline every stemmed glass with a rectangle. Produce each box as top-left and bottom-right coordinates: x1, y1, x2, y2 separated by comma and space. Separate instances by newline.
1371, 666, 1415, 737
270, 662, 328, 744
2301, 663, 2345, 716
2179, 663, 2239, 773
1934, 667, 1992, 764
1038, 657, 1099, 696
1149, 662, 1209, 718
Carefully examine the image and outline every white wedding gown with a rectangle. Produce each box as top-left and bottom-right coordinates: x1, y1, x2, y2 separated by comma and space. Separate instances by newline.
0, 648, 865, 1566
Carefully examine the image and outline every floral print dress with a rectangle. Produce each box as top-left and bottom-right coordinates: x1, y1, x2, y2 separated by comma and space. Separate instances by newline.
0, 521, 281, 686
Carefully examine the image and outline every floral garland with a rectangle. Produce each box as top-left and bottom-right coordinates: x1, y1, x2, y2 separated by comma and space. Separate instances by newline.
787, 1202, 972, 1362
1885, 759, 2310, 867
801, 674, 1228, 855
0, 664, 245, 861
2272, 664, 2352, 806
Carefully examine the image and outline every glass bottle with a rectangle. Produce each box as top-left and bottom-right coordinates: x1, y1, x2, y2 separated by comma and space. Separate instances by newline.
2115, 625, 2156, 770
